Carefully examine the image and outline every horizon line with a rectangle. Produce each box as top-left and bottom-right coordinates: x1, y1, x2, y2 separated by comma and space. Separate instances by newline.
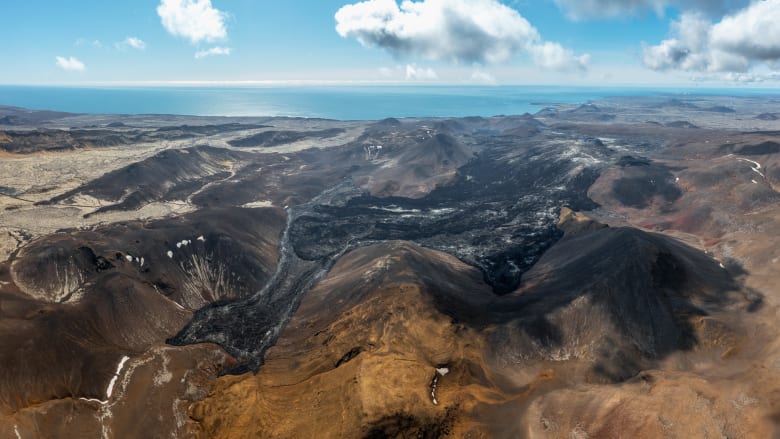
0, 79, 773, 89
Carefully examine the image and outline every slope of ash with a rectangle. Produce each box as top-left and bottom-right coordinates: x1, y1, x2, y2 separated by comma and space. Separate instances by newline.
41, 145, 252, 216
492, 219, 761, 381
0, 207, 283, 415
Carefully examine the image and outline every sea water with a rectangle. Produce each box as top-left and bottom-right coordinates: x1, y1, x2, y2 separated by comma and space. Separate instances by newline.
0, 85, 777, 120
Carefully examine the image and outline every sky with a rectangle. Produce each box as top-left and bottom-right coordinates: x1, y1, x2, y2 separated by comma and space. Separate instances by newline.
1, 0, 779, 86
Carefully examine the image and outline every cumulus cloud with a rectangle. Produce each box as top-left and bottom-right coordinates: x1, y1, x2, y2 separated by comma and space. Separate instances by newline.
376, 64, 438, 80
405, 64, 438, 80
115, 36, 146, 51
125, 37, 146, 50
55, 56, 86, 72
553, 0, 750, 20
711, 0, 780, 61
157, 0, 227, 44
335, 0, 588, 71
643, 13, 717, 71
530, 42, 590, 72
194, 46, 232, 59
335, 0, 537, 63
643, 1, 780, 75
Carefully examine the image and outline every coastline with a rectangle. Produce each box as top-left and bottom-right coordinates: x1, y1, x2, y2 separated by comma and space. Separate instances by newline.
3, 85, 780, 120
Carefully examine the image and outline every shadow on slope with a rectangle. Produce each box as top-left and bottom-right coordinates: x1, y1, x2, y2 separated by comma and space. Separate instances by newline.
41, 145, 251, 216
490, 219, 761, 381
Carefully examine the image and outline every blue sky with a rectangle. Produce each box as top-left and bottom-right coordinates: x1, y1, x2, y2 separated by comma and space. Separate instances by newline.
1, 0, 778, 85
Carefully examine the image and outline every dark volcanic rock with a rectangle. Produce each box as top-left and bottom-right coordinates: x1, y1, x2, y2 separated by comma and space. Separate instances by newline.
43, 145, 250, 215
0, 186, 18, 196
665, 121, 699, 129
703, 105, 736, 113
170, 127, 610, 371
228, 128, 345, 147
564, 104, 617, 121
653, 99, 699, 110
1, 207, 284, 413
737, 141, 780, 155
616, 155, 651, 167
155, 123, 268, 136
0, 106, 75, 125
612, 160, 681, 208
756, 113, 779, 121
290, 138, 601, 295
494, 226, 760, 381
0, 123, 266, 154
375, 117, 402, 127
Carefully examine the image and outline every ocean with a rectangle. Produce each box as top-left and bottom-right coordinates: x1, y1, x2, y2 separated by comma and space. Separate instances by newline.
0, 85, 777, 120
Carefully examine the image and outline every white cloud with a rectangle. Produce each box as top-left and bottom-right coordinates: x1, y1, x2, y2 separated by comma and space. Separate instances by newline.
195, 46, 232, 59
55, 56, 86, 72
530, 42, 590, 72
470, 70, 497, 84
335, 0, 531, 63
125, 37, 146, 50
553, 0, 750, 20
75, 38, 104, 49
157, 0, 227, 44
115, 37, 147, 51
644, 1, 780, 76
405, 64, 438, 80
692, 71, 780, 82
710, 0, 780, 61
643, 13, 716, 71
335, 0, 588, 71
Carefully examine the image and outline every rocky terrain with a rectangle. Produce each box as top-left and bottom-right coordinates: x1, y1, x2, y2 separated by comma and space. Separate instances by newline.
0, 96, 779, 438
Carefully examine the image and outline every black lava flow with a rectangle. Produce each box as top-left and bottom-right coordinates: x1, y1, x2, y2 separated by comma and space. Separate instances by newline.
169, 136, 605, 372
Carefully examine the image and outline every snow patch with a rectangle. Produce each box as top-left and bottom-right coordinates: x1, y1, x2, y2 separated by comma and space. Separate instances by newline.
167, 250, 174, 258
79, 397, 107, 405
430, 366, 449, 405
105, 356, 130, 399
364, 144, 382, 160
125, 255, 133, 262
242, 200, 273, 208
197, 235, 205, 242
14, 425, 21, 439
153, 351, 173, 386
369, 205, 421, 214
737, 158, 765, 178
